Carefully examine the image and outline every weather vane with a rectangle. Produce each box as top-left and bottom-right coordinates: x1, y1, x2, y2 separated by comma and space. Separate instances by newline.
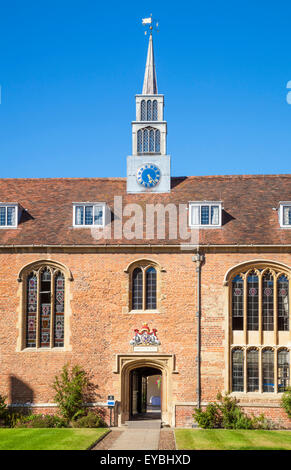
142, 14, 159, 35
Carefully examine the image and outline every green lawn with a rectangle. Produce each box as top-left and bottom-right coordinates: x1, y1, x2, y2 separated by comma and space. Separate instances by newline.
0, 428, 109, 450
175, 429, 291, 450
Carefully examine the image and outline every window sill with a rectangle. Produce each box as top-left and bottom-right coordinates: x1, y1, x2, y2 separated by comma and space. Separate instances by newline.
20, 347, 65, 352
128, 309, 160, 315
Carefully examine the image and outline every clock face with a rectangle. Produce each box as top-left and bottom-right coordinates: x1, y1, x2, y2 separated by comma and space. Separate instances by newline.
136, 164, 161, 188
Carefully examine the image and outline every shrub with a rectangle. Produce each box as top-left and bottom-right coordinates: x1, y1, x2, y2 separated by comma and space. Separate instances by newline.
15, 414, 68, 428
0, 395, 7, 426
72, 411, 107, 428
193, 393, 271, 430
53, 363, 90, 422
281, 388, 291, 419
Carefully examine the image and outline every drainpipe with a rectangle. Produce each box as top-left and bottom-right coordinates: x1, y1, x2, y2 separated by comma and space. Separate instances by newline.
192, 252, 204, 409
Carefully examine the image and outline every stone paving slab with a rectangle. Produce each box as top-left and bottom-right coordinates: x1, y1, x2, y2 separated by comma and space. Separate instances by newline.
109, 420, 161, 450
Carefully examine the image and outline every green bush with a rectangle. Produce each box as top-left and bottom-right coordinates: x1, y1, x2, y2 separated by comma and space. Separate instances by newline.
281, 388, 291, 419
193, 393, 271, 430
0, 395, 7, 426
15, 414, 68, 428
53, 363, 90, 422
71, 411, 107, 428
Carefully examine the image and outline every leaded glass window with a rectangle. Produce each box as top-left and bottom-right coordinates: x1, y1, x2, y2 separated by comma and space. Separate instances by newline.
25, 265, 66, 348
232, 349, 244, 392
147, 100, 152, 121
155, 130, 160, 152
137, 130, 142, 152
73, 204, 105, 227
146, 267, 157, 310
247, 271, 259, 330
278, 349, 289, 392
153, 100, 158, 120
130, 264, 158, 311
143, 129, 149, 152
201, 206, 210, 225
141, 100, 146, 121
232, 275, 244, 330
149, 129, 155, 152
278, 275, 289, 331
262, 349, 274, 392
262, 272, 274, 331
247, 349, 259, 392
189, 203, 222, 227
282, 205, 291, 226
0, 205, 17, 227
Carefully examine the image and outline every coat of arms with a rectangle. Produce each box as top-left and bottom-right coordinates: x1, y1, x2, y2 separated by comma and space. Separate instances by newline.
130, 323, 161, 347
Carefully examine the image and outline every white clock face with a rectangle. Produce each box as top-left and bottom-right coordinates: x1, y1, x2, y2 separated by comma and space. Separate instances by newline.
136, 164, 161, 188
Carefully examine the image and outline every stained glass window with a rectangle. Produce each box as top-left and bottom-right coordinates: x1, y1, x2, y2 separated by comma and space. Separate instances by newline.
232, 275, 244, 330
262, 349, 274, 392
262, 272, 274, 331
247, 272, 259, 330
278, 275, 289, 331
25, 266, 66, 349
232, 349, 244, 392
132, 268, 143, 310
247, 349, 259, 392
26, 273, 37, 348
278, 349, 289, 392
146, 267, 157, 309
54, 272, 65, 347
40, 268, 51, 347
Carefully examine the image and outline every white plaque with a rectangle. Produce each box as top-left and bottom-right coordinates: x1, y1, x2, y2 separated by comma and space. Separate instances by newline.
134, 346, 158, 352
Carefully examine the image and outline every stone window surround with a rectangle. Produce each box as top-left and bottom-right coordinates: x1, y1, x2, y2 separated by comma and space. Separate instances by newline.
17, 259, 73, 352
123, 258, 165, 314
224, 259, 291, 397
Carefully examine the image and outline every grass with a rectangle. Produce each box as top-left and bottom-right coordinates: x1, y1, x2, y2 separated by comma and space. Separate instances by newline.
0, 428, 109, 450
175, 429, 291, 450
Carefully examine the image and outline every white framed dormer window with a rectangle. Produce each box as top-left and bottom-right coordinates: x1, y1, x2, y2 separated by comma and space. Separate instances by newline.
73, 203, 106, 228
279, 203, 291, 228
189, 202, 222, 228
0, 203, 18, 228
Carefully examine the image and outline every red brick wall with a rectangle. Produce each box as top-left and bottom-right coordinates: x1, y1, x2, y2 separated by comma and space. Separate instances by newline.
0, 250, 290, 428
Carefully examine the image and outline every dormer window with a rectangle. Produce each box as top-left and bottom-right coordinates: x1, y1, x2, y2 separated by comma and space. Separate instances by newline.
279, 203, 291, 227
189, 202, 222, 228
0, 204, 18, 228
73, 203, 106, 227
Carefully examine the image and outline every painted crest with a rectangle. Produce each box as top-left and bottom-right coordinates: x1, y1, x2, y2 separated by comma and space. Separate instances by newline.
130, 323, 161, 347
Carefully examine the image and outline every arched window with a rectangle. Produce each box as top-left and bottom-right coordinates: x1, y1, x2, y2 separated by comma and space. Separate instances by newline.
232, 275, 244, 330
21, 262, 69, 349
232, 348, 244, 392
147, 100, 152, 121
247, 270, 259, 330
229, 262, 290, 394
137, 128, 161, 154
262, 348, 274, 392
153, 100, 158, 120
128, 261, 160, 312
132, 268, 143, 310
146, 267, 157, 310
278, 349, 289, 392
141, 100, 146, 121
247, 348, 259, 392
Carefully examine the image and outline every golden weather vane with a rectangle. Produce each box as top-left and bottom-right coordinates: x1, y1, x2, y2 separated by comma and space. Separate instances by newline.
141, 14, 159, 35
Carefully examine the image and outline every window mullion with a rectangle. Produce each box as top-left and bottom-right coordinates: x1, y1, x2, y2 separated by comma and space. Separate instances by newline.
50, 271, 55, 348
142, 268, 146, 311
36, 270, 40, 349
243, 348, 247, 393
274, 275, 278, 345
274, 348, 278, 394
243, 275, 247, 344
259, 273, 262, 345
259, 348, 263, 393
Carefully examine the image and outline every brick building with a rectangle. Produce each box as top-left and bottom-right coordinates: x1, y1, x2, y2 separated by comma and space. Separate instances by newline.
0, 31, 290, 428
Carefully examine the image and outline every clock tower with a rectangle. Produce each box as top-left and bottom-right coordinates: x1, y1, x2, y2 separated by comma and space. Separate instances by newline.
127, 33, 171, 193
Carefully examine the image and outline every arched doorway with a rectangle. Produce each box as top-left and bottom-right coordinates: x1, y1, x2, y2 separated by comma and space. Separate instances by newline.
130, 366, 162, 420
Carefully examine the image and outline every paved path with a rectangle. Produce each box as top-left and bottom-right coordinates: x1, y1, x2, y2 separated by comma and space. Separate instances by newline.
109, 419, 161, 450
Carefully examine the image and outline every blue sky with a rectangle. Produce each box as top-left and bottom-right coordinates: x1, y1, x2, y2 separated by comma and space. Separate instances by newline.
0, 0, 291, 178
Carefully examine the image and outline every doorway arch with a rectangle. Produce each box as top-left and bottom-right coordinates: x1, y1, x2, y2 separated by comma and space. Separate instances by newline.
130, 366, 162, 419
119, 356, 174, 426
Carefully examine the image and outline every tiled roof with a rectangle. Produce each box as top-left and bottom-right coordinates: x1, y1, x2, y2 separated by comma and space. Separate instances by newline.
0, 175, 290, 246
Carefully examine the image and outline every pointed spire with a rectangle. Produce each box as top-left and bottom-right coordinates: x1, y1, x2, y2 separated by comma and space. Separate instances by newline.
142, 33, 158, 95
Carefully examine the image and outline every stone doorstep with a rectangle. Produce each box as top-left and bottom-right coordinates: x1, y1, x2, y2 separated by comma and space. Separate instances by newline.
125, 419, 161, 429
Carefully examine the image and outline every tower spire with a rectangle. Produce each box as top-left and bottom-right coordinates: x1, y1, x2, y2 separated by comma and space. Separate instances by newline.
142, 33, 158, 95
